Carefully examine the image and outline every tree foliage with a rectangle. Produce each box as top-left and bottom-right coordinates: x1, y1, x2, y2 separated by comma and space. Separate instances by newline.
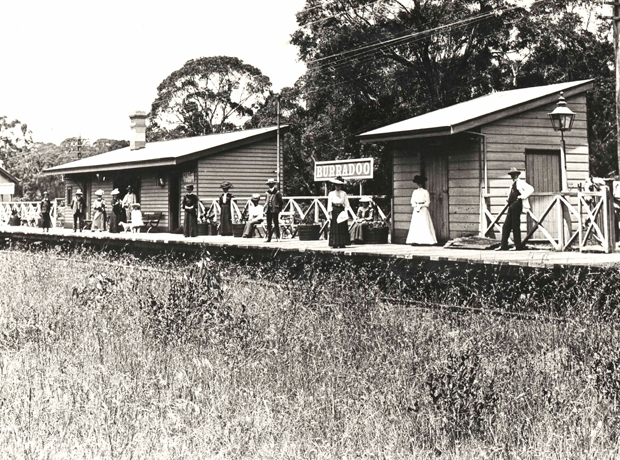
148, 56, 272, 141
282, 0, 615, 194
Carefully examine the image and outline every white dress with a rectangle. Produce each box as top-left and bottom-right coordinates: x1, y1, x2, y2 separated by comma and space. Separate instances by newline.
406, 188, 437, 245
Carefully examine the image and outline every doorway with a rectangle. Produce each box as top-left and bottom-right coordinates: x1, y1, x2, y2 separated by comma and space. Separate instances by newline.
525, 149, 561, 240
423, 149, 449, 241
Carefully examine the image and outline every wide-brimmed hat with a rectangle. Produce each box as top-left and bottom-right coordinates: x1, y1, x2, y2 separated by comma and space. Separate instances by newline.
43, 191, 48, 195
251, 193, 261, 200
126, 185, 133, 190
359, 196, 372, 203
95, 189, 104, 196
265, 178, 278, 186
331, 176, 346, 185
185, 184, 194, 190
508, 167, 522, 176
412, 175, 427, 185
220, 181, 234, 189
132, 202, 141, 208
110, 189, 120, 196
76, 189, 83, 195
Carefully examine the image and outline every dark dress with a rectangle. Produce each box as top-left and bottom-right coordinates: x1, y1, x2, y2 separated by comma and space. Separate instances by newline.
329, 205, 351, 247
183, 193, 199, 237
40, 198, 52, 229
109, 200, 123, 233
219, 192, 233, 236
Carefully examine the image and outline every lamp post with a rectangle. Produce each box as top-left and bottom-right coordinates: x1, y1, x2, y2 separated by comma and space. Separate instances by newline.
548, 91, 576, 191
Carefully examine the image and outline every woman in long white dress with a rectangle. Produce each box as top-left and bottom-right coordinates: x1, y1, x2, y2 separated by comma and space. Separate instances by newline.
406, 175, 437, 245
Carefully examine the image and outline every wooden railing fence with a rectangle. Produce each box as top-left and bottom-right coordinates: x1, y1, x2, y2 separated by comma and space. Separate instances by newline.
0, 200, 61, 228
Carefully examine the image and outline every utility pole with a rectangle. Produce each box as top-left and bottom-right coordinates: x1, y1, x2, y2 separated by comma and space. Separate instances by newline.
612, 1, 620, 175
276, 95, 281, 187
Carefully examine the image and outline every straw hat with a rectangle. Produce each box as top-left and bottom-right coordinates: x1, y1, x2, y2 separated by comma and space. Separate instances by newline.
220, 181, 234, 189
76, 189, 83, 195
132, 202, 141, 209
359, 196, 372, 203
330, 176, 346, 185
265, 178, 278, 186
95, 189, 104, 196
251, 193, 261, 200
508, 167, 521, 176
110, 189, 120, 196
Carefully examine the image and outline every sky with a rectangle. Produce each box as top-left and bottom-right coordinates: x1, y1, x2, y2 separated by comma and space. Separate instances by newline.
0, 0, 307, 145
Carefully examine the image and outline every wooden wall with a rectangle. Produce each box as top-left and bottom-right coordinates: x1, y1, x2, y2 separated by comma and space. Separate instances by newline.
390, 93, 590, 244
197, 139, 277, 204
481, 93, 589, 233
140, 171, 169, 231
0, 173, 14, 202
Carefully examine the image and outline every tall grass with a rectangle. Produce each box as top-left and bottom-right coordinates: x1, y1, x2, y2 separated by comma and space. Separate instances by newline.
1, 243, 620, 458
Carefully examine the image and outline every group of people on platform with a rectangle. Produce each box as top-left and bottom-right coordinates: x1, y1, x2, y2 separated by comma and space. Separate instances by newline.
19, 166, 533, 251
67, 185, 142, 233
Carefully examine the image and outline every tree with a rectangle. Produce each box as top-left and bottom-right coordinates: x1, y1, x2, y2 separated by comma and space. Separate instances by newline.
287, 0, 615, 195
148, 56, 272, 141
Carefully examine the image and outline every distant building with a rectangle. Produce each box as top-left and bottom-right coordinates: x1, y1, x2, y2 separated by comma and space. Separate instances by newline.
359, 80, 593, 244
0, 162, 19, 202
45, 112, 286, 231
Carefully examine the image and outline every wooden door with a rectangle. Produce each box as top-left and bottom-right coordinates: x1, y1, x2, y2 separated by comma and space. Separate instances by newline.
424, 151, 449, 241
525, 150, 561, 240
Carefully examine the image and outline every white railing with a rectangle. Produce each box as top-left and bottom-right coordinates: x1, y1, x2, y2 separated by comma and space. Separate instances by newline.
0, 200, 61, 228
201, 195, 390, 225
482, 188, 616, 253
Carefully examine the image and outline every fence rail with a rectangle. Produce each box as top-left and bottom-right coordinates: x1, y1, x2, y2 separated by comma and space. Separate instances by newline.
0, 200, 61, 228
482, 187, 616, 253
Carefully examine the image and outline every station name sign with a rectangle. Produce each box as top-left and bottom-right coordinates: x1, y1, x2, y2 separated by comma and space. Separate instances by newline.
314, 158, 374, 182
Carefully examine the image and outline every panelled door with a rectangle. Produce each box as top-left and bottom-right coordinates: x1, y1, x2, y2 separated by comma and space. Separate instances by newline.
424, 150, 449, 241
525, 149, 561, 240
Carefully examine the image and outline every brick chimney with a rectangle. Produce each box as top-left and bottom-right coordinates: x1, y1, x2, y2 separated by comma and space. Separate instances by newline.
129, 111, 147, 150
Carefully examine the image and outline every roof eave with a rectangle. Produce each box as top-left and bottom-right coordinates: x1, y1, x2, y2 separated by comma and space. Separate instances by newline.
451, 80, 594, 134
43, 158, 177, 176
0, 167, 20, 183
359, 127, 453, 143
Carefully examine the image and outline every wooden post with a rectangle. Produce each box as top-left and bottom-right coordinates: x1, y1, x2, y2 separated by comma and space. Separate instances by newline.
606, 179, 617, 252
614, 2, 620, 176
556, 196, 564, 250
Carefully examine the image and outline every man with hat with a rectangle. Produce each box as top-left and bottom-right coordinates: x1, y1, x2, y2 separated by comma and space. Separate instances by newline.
183, 184, 199, 237
497, 167, 534, 251
39, 191, 52, 233
264, 178, 283, 242
122, 185, 137, 222
70, 189, 86, 232
242, 193, 265, 238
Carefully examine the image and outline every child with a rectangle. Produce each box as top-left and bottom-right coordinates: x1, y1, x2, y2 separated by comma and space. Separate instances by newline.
130, 203, 143, 233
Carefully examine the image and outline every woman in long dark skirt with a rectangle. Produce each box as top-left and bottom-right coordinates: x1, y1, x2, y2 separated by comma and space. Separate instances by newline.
218, 181, 234, 236
39, 191, 52, 233
327, 176, 353, 248
109, 189, 123, 233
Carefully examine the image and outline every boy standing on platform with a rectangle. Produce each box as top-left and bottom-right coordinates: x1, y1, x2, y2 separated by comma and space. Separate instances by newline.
497, 167, 534, 251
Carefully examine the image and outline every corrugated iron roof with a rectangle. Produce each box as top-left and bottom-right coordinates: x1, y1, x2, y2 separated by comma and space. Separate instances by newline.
45, 125, 284, 175
359, 80, 594, 141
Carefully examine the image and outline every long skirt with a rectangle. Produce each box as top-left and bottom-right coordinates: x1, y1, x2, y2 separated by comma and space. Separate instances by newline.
109, 212, 121, 233
40, 212, 51, 229
92, 211, 106, 232
220, 204, 233, 236
406, 207, 437, 245
349, 221, 367, 243
329, 205, 350, 247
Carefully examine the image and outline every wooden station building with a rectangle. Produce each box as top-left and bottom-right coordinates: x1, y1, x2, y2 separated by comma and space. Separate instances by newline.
359, 80, 593, 244
44, 112, 284, 232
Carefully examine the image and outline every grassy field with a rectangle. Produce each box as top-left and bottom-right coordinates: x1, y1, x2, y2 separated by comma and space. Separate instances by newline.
1, 244, 620, 459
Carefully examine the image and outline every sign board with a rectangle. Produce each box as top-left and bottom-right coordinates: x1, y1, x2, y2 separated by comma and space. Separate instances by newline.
182, 171, 195, 185
314, 158, 374, 182
0, 183, 15, 195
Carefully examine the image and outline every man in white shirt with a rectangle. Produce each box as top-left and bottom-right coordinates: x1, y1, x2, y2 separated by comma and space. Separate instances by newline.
497, 167, 534, 251
242, 193, 265, 238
